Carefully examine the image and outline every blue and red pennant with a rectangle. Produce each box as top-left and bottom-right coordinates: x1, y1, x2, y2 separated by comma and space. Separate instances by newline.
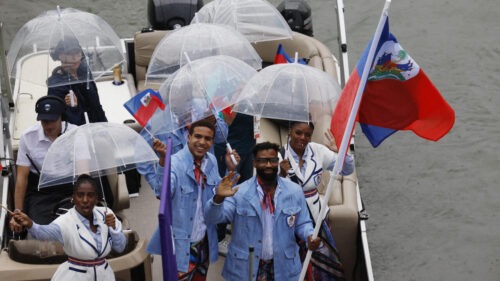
274, 44, 307, 65
124, 88, 166, 127
331, 17, 455, 148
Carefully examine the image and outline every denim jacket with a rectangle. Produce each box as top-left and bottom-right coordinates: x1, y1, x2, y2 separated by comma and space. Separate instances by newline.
147, 146, 221, 272
205, 176, 313, 281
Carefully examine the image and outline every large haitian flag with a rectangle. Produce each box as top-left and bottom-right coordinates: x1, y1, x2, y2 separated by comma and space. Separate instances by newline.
124, 88, 166, 127
331, 16, 455, 148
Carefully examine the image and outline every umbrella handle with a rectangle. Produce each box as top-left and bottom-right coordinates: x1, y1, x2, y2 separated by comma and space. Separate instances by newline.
69, 90, 75, 107
226, 143, 237, 166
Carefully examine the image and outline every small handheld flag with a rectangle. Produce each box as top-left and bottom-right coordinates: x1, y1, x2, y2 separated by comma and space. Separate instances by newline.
124, 89, 166, 127
274, 44, 307, 65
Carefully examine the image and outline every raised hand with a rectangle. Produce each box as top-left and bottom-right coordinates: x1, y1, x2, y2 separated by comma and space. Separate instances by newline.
324, 130, 338, 153
225, 147, 240, 171
9, 216, 23, 232
11, 210, 33, 230
279, 159, 291, 177
214, 171, 240, 204
105, 213, 116, 229
65, 91, 78, 107
152, 138, 167, 166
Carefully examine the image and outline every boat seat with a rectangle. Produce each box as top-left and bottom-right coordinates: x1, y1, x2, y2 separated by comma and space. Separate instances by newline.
106, 172, 130, 212
7, 230, 139, 265
251, 32, 340, 80
132, 30, 341, 92
133, 30, 173, 92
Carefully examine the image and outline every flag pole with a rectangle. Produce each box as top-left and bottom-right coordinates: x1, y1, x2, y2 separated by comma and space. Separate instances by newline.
159, 138, 178, 280
298, 0, 392, 280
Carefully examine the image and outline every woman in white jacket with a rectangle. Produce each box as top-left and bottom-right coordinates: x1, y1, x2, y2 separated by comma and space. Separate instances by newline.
279, 121, 354, 281
12, 174, 126, 281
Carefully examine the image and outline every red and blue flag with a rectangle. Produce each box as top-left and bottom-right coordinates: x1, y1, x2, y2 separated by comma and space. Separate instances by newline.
274, 44, 307, 65
331, 16, 455, 148
124, 88, 166, 127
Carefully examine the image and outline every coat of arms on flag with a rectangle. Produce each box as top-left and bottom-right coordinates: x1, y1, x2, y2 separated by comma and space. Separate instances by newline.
124, 89, 166, 127
331, 15, 455, 148
140, 93, 154, 107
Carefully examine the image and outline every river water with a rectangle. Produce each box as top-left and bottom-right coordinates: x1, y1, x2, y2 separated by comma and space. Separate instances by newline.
2, 0, 500, 280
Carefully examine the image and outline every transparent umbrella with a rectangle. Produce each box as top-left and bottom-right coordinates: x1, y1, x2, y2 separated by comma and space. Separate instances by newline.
7, 6, 124, 88
145, 23, 261, 86
151, 55, 257, 134
232, 62, 342, 124
193, 0, 293, 43
38, 122, 159, 189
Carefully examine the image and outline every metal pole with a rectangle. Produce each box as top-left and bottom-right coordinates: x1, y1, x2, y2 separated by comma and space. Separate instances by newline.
0, 22, 13, 106
299, 2, 393, 279
248, 246, 254, 281
335, 0, 350, 87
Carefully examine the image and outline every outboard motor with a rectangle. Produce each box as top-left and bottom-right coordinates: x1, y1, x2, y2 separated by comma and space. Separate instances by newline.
147, 0, 203, 30
277, 0, 313, 37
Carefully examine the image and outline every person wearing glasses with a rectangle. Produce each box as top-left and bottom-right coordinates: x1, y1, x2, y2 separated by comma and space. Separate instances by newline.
279, 121, 354, 280
47, 36, 107, 125
205, 141, 321, 281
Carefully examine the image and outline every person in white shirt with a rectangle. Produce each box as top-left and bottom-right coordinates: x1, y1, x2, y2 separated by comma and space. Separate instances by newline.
10, 96, 77, 230
279, 121, 354, 280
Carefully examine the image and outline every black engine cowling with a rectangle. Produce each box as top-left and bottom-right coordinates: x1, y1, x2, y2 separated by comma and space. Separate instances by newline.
147, 0, 203, 30
277, 0, 313, 37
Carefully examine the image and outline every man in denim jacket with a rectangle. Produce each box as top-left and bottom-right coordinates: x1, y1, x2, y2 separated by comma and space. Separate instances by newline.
147, 120, 238, 280
205, 142, 320, 281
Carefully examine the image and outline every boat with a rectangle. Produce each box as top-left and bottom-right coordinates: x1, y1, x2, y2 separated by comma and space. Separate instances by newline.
0, 0, 373, 280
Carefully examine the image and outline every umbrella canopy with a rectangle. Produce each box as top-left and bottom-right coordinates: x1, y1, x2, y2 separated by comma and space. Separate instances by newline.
7, 6, 124, 88
193, 0, 293, 43
38, 122, 158, 188
145, 23, 261, 85
152, 55, 257, 134
233, 63, 342, 124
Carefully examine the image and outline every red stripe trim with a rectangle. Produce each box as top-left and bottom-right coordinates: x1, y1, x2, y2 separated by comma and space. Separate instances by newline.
303, 189, 318, 198
68, 257, 106, 267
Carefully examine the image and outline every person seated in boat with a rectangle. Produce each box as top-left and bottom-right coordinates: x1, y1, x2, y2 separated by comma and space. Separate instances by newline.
147, 120, 239, 280
47, 35, 107, 125
9, 96, 78, 232
205, 141, 322, 281
137, 113, 228, 198
11, 174, 126, 281
279, 121, 354, 281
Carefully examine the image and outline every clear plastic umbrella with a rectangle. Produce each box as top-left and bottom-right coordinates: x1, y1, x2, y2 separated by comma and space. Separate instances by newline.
193, 0, 293, 43
7, 6, 124, 88
38, 122, 158, 189
145, 23, 261, 86
232, 62, 342, 124
151, 55, 257, 134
